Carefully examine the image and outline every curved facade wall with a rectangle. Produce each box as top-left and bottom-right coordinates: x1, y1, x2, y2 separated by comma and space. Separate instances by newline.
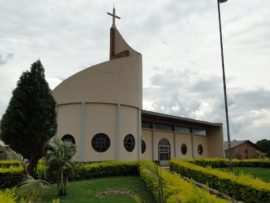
53, 25, 142, 162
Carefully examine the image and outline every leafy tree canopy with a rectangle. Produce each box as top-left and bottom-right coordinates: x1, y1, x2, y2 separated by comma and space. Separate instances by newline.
0, 60, 57, 175
256, 139, 270, 153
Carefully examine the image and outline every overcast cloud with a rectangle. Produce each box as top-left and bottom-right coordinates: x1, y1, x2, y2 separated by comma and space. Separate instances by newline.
0, 0, 269, 142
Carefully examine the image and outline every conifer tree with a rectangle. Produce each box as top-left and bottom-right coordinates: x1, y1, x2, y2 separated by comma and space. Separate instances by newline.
0, 60, 57, 175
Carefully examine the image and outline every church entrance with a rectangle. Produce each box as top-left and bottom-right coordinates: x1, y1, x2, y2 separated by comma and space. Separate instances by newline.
158, 138, 171, 165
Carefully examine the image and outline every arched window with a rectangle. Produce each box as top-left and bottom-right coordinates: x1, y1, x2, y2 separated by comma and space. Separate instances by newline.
158, 138, 171, 161
181, 143, 187, 155
198, 144, 203, 155
141, 140, 146, 154
61, 134, 75, 144
91, 133, 110, 152
124, 134, 135, 152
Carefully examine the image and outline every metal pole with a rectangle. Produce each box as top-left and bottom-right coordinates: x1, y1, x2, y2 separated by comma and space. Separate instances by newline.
217, 0, 232, 171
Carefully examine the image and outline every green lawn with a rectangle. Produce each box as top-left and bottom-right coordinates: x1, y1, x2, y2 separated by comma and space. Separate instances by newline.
41, 176, 156, 203
219, 167, 270, 182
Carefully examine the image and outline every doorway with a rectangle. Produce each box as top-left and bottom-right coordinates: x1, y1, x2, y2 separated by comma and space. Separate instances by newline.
158, 138, 171, 162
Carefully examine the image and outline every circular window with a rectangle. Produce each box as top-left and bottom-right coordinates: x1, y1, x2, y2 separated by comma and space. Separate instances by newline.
141, 140, 146, 154
61, 134, 75, 144
124, 134, 135, 152
181, 143, 187, 155
91, 133, 110, 152
198, 144, 203, 155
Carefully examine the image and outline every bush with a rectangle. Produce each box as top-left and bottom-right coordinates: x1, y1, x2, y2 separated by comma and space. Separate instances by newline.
0, 160, 139, 188
139, 161, 229, 203
0, 189, 17, 203
0, 167, 25, 189
73, 161, 139, 180
0, 160, 21, 168
185, 158, 270, 168
170, 160, 270, 203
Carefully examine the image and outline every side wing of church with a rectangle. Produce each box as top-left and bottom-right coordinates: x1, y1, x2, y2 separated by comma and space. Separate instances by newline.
52, 8, 224, 162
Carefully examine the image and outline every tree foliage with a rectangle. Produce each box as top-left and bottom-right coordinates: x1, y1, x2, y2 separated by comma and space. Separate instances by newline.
45, 138, 76, 196
256, 139, 270, 154
0, 60, 57, 175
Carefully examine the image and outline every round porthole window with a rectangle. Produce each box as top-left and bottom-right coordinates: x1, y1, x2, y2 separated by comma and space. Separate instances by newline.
181, 143, 187, 155
198, 144, 203, 155
124, 134, 135, 152
141, 140, 146, 154
62, 134, 76, 144
91, 133, 110, 152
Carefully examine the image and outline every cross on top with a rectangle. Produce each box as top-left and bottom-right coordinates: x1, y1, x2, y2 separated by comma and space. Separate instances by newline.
107, 7, 121, 26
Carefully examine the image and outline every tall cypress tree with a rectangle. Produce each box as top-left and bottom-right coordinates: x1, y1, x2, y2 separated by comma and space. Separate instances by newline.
0, 60, 57, 175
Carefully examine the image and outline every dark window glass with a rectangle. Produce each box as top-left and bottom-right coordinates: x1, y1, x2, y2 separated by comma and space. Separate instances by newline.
181, 143, 187, 155
124, 134, 135, 152
141, 140, 146, 154
91, 133, 110, 152
62, 134, 75, 144
192, 128, 207, 136
158, 138, 171, 161
175, 126, 191, 134
142, 122, 152, 129
155, 123, 173, 131
198, 144, 203, 155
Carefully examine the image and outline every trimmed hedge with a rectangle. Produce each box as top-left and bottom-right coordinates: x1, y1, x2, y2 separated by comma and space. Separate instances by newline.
73, 161, 139, 180
0, 160, 21, 168
170, 160, 270, 203
185, 158, 270, 168
139, 161, 229, 203
0, 161, 139, 188
0, 167, 24, 189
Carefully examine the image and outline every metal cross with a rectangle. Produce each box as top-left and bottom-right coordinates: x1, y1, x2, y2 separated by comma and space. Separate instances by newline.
107, 7, 120, 26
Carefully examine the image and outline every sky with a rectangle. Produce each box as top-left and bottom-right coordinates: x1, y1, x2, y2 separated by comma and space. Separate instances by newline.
0, 0, 269, 142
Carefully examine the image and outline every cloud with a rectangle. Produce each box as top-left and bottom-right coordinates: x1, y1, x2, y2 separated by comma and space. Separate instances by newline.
0, 0, 270, 143
0, 53, 14, 65
143, 69, 270, 142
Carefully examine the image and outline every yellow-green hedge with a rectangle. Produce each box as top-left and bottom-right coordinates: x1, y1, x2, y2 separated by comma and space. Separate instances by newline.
0, 160, 21, 168
73, 161, 139, 180
0, 166, 24, 189
170, 160, 270, 203
139, 161, 229, 203
185, 158, 270, 168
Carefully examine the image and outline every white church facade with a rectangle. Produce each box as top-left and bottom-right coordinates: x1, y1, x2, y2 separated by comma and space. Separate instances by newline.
52, 8, 224, 162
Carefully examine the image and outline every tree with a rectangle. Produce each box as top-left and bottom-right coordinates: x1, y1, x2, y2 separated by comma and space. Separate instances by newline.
45, 138, 76, 196
256, 139, 270, 154
0, 60, 57, 176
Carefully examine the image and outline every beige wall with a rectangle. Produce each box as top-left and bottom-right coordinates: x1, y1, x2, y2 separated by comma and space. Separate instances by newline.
119, 105, 139, 161
175, 133, 192, 158
154, 130, 174, 161
56, 103, 140, 162
141, 129, 152, 160
193, 135, 208, 158
207, 127, 224, 158
114, 28, 141, 57
56, 104, 81, 160
84, 103, 116, 161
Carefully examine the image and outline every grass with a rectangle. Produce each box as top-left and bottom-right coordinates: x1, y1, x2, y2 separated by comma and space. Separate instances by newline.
219, 167, 270, 183
41, 176, 156, 203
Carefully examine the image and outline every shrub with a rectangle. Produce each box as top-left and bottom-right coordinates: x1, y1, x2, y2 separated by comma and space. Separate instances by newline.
0, 167, 25, 189
0, 160, 21, 168
0, 189, 17, 203
185, 158, 270, 168
170, 160, 270, 203
139, 161, 229, 203
73, 161, 139, 180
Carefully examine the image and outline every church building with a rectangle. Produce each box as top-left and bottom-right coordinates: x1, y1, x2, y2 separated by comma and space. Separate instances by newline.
52, 8, 224, 163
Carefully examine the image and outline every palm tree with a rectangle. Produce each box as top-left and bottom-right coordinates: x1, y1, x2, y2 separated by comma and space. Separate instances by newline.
45, 138, 76, 196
